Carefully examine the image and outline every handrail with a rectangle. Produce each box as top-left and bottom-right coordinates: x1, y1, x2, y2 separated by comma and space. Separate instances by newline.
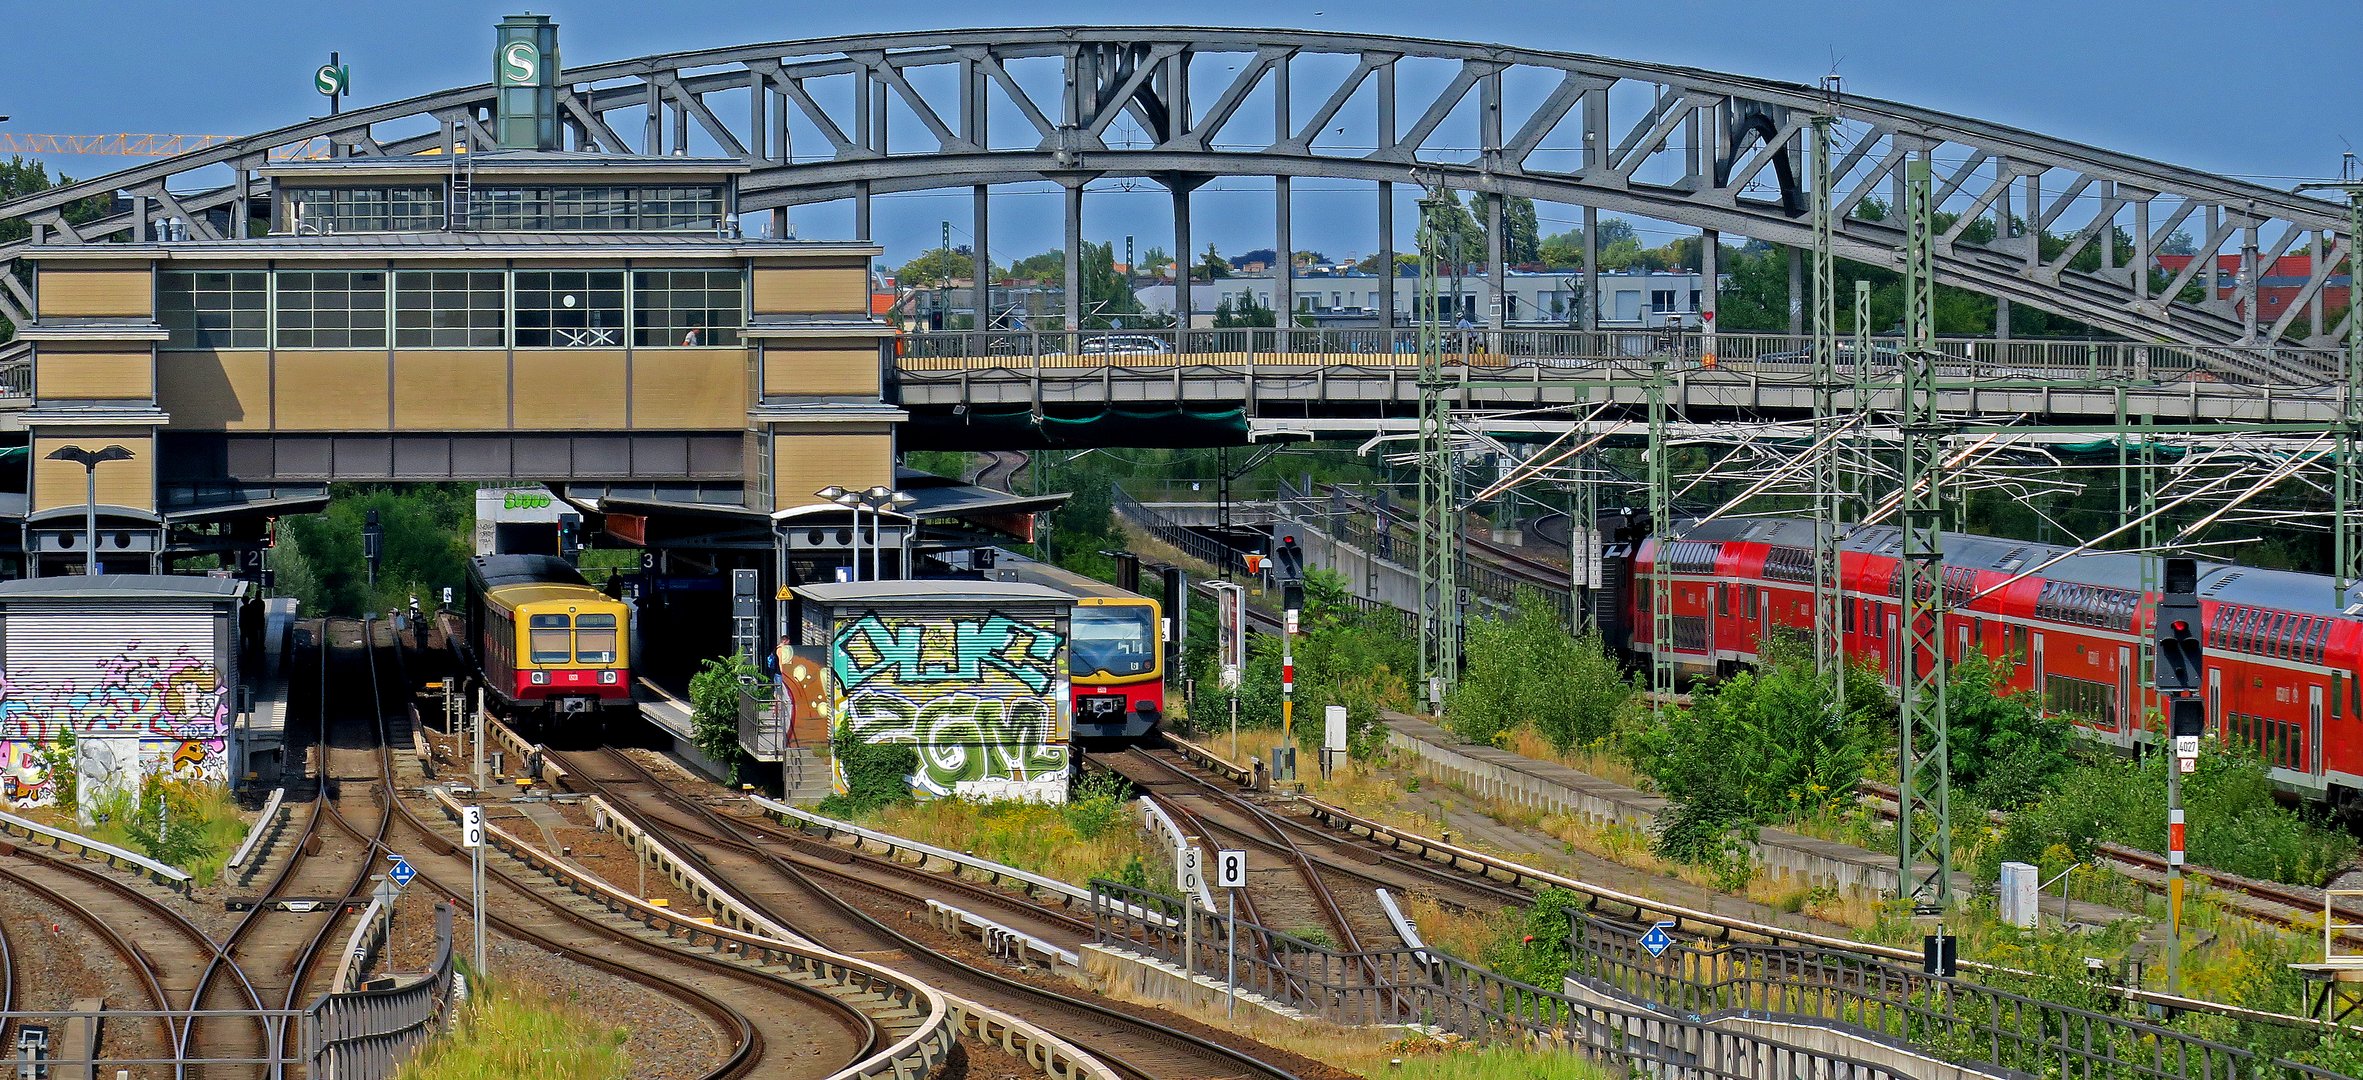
1136, 797, 1215, 911
0, 806, 193, 890
749, 795, 1177, 927
305, 901, 457, 1080
430, 787, 958, 1080
583, 790, 805, 945
328, 895, 391, 993
1372, 888, 1434, 975
925, 898, 1082, 970
226, 787, 287, 874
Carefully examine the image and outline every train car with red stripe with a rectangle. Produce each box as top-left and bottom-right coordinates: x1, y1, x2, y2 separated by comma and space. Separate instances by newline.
986, 550, 1164, 740
464, 554, 635, 723
1612, 517, 2363, 801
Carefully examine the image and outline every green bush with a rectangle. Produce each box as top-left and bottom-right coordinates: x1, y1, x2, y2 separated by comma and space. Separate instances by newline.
1195, 568, 1414, 758
1446, 590, 1636, 752
686, 654, 754, 780
1481, 888, 1586, 988
821, 724, 918, 816
1943, 651, 2075, 808
1997, 747, 2355, 886
1626, 637, 1875, 866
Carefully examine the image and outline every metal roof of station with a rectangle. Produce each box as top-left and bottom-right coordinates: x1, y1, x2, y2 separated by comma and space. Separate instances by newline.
0, 574, 247, 601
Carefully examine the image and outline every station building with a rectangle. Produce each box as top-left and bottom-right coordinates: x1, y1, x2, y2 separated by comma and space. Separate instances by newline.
3, 14, 971, 632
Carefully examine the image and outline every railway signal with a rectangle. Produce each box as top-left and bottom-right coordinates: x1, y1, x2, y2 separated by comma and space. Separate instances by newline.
2154, 558, 2203, 694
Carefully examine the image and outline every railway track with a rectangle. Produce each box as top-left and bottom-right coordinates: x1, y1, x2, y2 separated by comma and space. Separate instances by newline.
975, 450, 1029, 492
345, 645, 899, 1078
553, 745, 1307, 1080
1854, 779, 2363, 949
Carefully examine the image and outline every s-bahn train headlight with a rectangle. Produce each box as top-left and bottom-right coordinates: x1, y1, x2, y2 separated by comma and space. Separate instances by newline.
600, 670, 618, 685
531, 670, 549, 685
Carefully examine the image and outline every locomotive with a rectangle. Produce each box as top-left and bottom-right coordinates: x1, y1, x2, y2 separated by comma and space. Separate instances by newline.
462, 554, 636, 725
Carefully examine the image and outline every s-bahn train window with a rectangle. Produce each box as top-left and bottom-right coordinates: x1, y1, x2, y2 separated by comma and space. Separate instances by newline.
1071, 606, 1157, 678
575, 613, 619, 664
528, 614, 572, 664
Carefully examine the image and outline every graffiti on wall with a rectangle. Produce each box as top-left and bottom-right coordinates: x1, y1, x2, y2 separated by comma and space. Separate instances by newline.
0, 647, 231, 809
829, 610, 1070, 803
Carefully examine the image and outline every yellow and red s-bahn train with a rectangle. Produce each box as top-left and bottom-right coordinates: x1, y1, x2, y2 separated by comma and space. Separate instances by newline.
464, 554, 634, 720
987, 551, 1165, 740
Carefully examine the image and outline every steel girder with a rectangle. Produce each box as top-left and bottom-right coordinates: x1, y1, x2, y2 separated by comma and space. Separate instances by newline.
0, 26, 2351, 349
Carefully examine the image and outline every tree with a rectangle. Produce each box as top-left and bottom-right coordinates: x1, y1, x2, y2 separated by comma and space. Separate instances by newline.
897, 246, 984, 287
1212, 292, 1276, 327
1493, 195, 1541, 265
689, 653, 755, 782
282, 484, 474, 616
1353, 252, 1418, 276
1006, 250, 1064, 283
1195, 243, 1230, 281
1445, 591, 1635, 752
1138, 245, 1172, 279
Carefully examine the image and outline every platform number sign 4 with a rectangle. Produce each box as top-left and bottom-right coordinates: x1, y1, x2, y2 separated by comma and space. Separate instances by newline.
461, 806, 484, 850
1215, 849, 1248, 890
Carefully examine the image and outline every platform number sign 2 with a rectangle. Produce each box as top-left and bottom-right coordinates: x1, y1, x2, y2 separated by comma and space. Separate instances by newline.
1215, 849, 1248, 890
461, 806, 484, 850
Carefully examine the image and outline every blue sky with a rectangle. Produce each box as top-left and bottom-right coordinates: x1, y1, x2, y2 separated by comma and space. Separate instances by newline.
3, 1, 2353, 266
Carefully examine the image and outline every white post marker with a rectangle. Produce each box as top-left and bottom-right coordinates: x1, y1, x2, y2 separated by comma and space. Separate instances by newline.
461, 805, 486, 977
1178, 844, 1203, 975
1215, 849, 1247, 1017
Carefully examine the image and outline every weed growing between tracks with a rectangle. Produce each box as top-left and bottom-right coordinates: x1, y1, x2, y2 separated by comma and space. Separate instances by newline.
394, 973, 630, 1080
1381, 1039, 1612, 1080
39, 777, 249, 886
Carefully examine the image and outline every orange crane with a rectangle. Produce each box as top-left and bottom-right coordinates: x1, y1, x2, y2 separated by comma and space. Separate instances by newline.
0, 133, 330, 160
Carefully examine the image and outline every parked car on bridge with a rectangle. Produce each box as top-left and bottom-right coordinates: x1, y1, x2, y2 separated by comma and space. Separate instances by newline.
1079, 334, 1175, 356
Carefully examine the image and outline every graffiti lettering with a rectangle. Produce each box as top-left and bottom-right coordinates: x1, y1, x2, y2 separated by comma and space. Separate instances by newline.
829, 608, 1070, 804
0, 646, 231, 809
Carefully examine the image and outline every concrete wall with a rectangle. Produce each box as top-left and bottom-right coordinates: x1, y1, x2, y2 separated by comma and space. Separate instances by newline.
1384, 719, 1903, 897
1560, 976, 2013, 1080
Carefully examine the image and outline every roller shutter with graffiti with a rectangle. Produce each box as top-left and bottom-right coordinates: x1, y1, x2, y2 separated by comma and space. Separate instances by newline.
828, 609, 1071, 803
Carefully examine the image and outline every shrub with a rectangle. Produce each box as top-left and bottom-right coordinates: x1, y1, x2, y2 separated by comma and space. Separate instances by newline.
1944, 651, 2075, 808
821, 723, 918, 817
1997, 748, 2355, 886
686, 654, 755, 780
1446, 590, 1635, 752
1480, 888, 1587, 989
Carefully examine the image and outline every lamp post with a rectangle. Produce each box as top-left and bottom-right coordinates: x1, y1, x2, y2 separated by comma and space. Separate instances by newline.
45, 444, 132, 576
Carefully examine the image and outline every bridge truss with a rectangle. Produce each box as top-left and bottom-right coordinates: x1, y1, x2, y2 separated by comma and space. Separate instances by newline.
0, 26, 2353, 352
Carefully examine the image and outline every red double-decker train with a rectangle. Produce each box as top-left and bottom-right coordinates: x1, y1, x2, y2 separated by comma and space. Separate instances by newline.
1605, 516, 2362, 801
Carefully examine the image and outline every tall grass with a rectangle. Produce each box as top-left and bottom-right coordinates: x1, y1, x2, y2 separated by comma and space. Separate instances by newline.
857, 770, 1169, 890
395, 975, 630, 1080
77, 778, 248, 887
1385, 1043, 1613, 1080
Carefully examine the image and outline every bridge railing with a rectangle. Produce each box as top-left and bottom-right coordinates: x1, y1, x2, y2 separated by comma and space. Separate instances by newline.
899, 329, 2350, 389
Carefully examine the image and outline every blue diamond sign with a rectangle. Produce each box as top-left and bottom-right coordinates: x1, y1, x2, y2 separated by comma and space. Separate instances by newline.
1640, 921, 1675, 958
388, 856, 416, 888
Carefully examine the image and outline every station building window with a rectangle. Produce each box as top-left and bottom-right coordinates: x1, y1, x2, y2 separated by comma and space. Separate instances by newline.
158, 270, 269, 348
471, 185, 723, 231
285, 186, 443, 233
513, 270, 625, 348
633, 269, 743, 347
394, 270, 505, 348
274, 270, 389, 349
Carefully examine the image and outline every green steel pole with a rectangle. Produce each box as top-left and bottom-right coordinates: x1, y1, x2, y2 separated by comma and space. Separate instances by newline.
1897, 155, 1954, 909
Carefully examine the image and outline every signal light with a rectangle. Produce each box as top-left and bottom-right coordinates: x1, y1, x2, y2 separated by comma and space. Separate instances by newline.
2171, 620, 2188, 633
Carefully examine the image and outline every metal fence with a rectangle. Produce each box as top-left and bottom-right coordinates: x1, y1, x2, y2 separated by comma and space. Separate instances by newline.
0, 903, 456, 1079
1112, 486, 1246, 572
1090, 879, 1920, 1080
901, 328, 2351, 390
1276, 479, 1579, 629
1568, 913, 2350, 1080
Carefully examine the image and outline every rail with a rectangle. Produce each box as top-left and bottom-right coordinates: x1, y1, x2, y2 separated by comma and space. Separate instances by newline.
1091, 877, 1924, 1080
900, 328, 2350, 390
304, 902, 457, 1080
0, 806, 193, 891
225, 786, 287, 881
428, 787, 959, 1080
1569, 912, 2350, 1080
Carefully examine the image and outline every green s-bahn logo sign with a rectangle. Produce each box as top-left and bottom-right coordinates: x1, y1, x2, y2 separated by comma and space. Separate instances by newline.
504, 492, 552, 510
500, 40, 540, 85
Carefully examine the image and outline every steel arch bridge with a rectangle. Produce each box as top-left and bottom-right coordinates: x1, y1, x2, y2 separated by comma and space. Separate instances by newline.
0, 26, 2350, 350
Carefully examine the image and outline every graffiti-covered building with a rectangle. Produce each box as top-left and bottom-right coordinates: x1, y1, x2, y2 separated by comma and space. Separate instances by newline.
796, 580, 1074, 804
0, 575, 248, 811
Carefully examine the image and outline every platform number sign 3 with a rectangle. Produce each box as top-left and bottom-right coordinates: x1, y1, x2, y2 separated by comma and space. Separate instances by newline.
1215, 849, 1248, 890
461, 806, 484, 850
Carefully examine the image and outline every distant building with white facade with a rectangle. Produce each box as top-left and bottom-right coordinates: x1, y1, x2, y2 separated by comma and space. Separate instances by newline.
1134, 268, 1710, 328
